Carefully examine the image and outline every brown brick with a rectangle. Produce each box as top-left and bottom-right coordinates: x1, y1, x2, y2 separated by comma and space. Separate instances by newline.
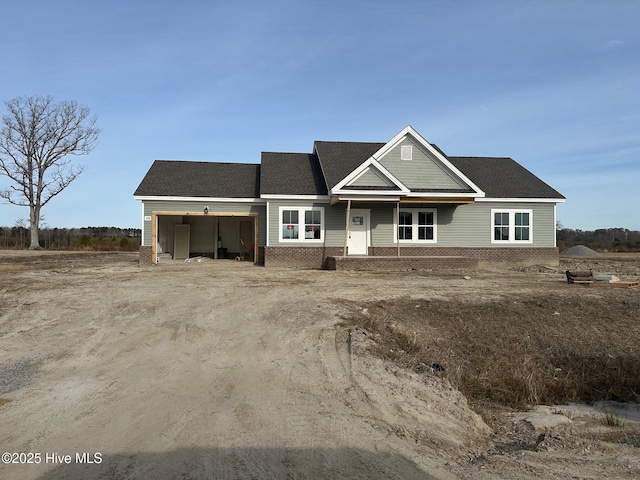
263, 245, 558, 270
139, 245, 154, 266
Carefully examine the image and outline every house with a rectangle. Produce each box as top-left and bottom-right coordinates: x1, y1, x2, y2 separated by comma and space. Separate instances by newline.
134, 126, 565, 269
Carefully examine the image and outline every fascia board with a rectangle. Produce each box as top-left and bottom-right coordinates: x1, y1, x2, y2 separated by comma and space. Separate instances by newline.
334, 158, 409, 192
404, 192, 481, 198
134, 195, 265, 203
476, 197, 566, 203
332, 189, 407, 196
260, 194, 331, 200
336, 195, 401, 202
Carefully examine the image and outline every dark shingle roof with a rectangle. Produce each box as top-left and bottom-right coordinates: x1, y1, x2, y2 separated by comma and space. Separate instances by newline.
448, 157, 565, 199
260, 152, 327, 195
134, 160, 260, 198
134, 142, 564, 201
313, 141, 385, 189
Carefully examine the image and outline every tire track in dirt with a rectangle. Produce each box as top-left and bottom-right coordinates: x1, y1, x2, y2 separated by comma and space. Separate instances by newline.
1, 256, 478, 479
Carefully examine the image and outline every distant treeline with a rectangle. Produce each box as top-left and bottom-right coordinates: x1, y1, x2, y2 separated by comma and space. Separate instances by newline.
1, 224, 638, 253
0, 225, 141, 251
557, 227, 640, 253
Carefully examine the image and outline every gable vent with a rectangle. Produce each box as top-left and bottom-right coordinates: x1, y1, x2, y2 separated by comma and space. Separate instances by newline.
401, 145, 412, 161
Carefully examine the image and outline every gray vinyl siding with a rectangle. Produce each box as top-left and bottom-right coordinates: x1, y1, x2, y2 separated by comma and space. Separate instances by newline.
141, 199, 266, 246
378, 138, 468, 190
324, 201, 556, 248
327, 203, 393, 247
437, 202, 556, 247
349, 167, 395, 187
266, 199, 333, 246
267, 200, 391, 247
159, 198, 558, 249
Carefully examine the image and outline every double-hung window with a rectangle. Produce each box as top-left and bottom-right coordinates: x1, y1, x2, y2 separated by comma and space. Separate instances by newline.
281, 209, 299, 240
491, 209, 532, 243
395, 208, 437, 243
418, 211, 435, 240
279, 207, 324, 242
304, 210, 322, 239
398, 211, 413, 240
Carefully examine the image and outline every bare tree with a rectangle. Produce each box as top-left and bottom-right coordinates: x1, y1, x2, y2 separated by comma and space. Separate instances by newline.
0, 95, 100, 249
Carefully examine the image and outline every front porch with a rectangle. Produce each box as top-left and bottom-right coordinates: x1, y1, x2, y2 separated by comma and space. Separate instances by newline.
262, 245, 560, 270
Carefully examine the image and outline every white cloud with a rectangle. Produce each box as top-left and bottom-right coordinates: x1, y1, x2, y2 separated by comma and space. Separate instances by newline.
598, 39, 623, 51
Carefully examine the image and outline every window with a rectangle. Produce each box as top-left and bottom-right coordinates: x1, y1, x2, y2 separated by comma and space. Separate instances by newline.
281, 209, 299, 239
514, 212, 530, 241
279, 207, 324, 242
398, 211, 412, 240
395, 208, 437, 243
418, 211, 434, 240
494, 212, 509, 241
304, 210, 321, 239
491, 209, 532, 243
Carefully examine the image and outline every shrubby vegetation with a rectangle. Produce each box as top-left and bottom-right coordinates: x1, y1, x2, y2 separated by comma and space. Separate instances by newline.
557, 227, 640, 252
1, 222, 638, 253
0, 224, 141, 251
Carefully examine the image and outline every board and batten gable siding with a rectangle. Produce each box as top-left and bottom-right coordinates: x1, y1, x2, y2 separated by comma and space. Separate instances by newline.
141, 200, 266, 246
377, 138, 468, 191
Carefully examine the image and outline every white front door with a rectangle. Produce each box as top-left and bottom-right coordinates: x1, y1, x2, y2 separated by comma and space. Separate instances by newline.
347, 209, 369, 255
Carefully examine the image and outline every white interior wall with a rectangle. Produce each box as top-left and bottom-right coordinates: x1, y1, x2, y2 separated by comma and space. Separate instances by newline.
158, 215, 183, 255
218, 217, 242, 253
157, 215, 253, 259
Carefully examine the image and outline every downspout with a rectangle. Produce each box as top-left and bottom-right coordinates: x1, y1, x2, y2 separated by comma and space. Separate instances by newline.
343, 199, 351, 258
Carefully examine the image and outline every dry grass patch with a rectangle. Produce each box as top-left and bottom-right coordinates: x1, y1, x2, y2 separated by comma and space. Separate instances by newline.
343, 290, 640, 409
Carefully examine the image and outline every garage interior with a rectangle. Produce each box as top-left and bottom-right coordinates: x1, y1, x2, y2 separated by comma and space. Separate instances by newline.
154, 213, 257, 262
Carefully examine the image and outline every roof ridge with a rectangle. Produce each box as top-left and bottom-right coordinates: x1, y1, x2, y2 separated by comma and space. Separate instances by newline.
261, 151, 313, 155
314, 140, 385, 145
449, 155, 514, 160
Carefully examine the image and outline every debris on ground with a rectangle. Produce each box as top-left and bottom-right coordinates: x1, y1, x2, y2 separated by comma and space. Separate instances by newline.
566, 269, 638, 287
184, 256, 211, 263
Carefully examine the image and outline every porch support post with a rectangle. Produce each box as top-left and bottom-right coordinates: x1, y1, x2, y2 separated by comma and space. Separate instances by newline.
151, 212, 158, 264
396, 201, 400, 257
343, 199, 351, 258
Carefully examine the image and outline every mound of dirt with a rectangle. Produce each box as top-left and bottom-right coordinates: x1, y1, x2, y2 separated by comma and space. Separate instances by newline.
560, 245, 601, 257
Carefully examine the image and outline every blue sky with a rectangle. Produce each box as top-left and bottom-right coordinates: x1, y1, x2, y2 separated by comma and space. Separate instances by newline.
1, 0, 639, 230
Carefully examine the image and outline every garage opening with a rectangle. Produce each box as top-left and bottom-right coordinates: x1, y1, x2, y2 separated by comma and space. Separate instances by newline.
152, 212, 258, 263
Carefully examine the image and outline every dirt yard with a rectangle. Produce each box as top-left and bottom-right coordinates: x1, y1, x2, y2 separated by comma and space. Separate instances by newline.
0, 251, 639, 479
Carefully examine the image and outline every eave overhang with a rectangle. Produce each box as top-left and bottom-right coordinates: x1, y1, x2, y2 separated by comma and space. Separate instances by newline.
134, 195, 265, 204
330, 193, 477, 205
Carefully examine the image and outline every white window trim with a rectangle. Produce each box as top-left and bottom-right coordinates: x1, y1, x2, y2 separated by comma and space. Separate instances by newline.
491, 209, 533, 244
278, 206, 324, 243
393, 208, 437, 243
